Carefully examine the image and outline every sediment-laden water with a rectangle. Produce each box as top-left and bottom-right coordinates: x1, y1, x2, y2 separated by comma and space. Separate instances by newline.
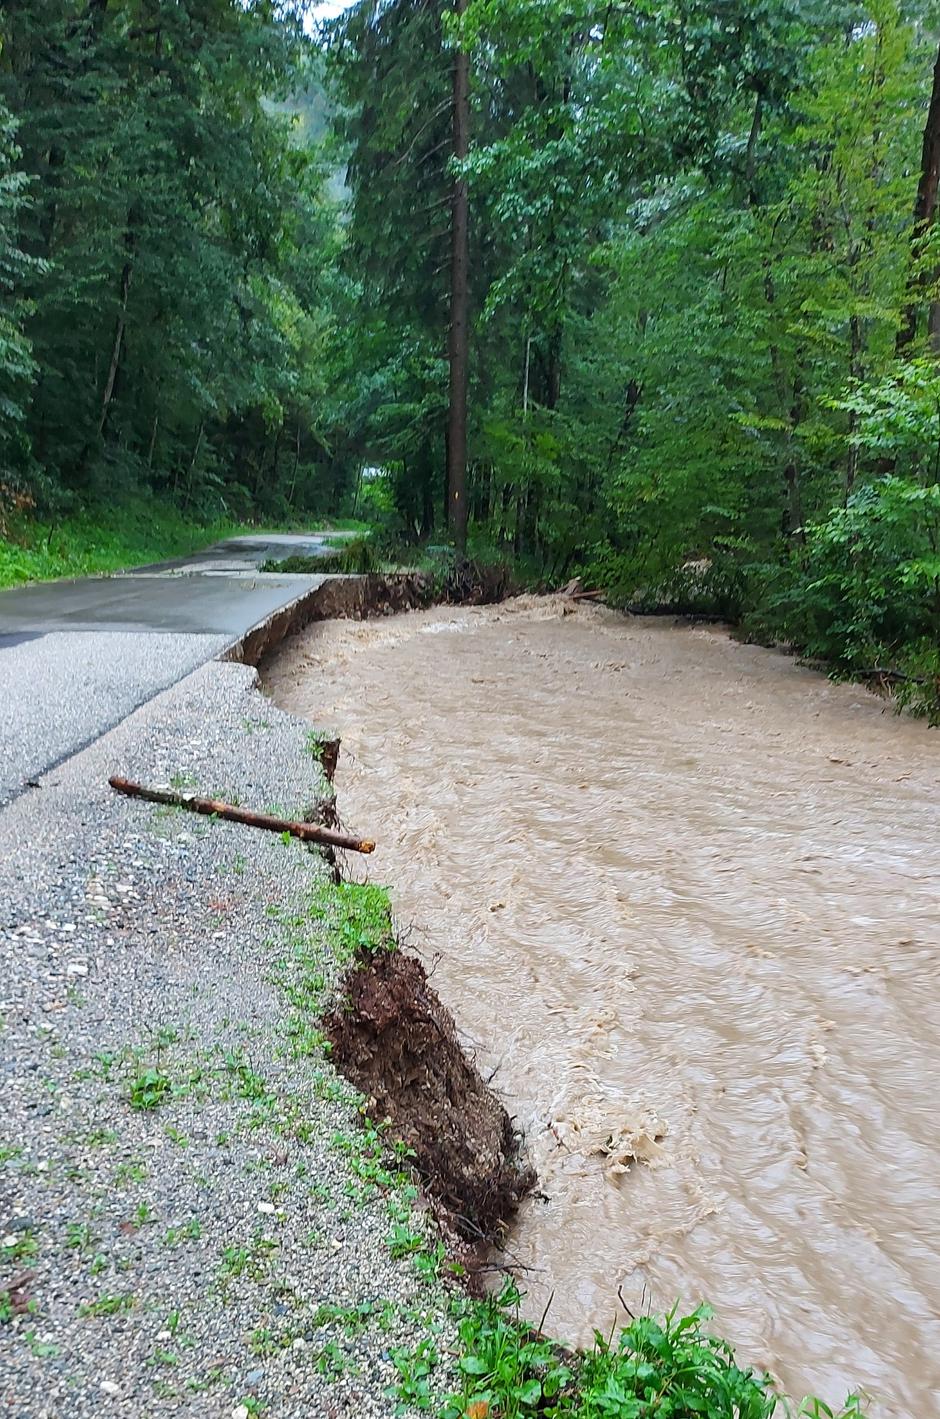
266, 597, 940, 1417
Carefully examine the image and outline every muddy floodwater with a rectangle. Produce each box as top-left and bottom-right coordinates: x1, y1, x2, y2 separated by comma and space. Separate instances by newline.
266, 597, 940, 1416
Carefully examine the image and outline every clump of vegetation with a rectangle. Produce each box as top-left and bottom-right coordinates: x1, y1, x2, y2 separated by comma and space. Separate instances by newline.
745, 469, 940, 723
309, 880, 396, 962
79, 1293, 135, 1319
262, 536, 514, 606
128, 1068, 171, 1111
391, 1283, 867, 1419
262, 536, 378, 576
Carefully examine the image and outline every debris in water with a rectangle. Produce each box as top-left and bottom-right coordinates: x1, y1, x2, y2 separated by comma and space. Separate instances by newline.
587, 1111, 668, 1177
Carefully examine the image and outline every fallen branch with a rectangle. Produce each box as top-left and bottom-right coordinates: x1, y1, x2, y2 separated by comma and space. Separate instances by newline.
108, 776, 375, 854
855, 667, 927, 685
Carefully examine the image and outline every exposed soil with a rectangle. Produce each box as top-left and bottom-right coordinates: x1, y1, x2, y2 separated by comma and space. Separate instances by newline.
243, 564, 516, 669
324, 949, 535, 1255
231, 573, 436, 667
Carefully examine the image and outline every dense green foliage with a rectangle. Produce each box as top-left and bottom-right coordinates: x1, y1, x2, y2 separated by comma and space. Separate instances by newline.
0, 1, 353, 536
327, 0, 940, 716
0, 495, 268, 587
390, 1283, 866, 1417
4, 0, 940, 708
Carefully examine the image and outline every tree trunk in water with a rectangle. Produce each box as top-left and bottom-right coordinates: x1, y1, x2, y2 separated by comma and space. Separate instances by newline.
447, 0, 470, 555
897, 40, 940, 352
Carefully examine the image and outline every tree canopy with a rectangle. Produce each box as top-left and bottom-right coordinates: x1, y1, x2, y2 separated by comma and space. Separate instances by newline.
3, 0, 940, 712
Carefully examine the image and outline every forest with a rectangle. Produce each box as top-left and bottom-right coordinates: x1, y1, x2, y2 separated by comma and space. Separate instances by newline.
2, 0, 940, 715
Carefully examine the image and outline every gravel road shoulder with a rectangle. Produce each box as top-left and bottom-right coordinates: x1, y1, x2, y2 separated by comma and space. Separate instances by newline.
0, 658, 452, 1418
0, 631, 228, 808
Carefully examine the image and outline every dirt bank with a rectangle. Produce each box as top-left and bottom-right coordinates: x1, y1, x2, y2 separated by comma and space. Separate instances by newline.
255, 573, 539, 1264
325, 948, 535, 1258
227, 572, 436, 666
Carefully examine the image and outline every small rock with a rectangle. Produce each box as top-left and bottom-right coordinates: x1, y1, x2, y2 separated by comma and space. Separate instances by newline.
100, 1380, 120, 1396
232, 1407, 250, 1419
257, 1201, 275, 1215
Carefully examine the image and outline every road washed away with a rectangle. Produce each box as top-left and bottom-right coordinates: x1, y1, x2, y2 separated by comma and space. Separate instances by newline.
266, 595, 940, 1418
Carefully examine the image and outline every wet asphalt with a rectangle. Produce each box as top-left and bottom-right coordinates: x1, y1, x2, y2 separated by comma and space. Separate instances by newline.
0, 534, 333, 806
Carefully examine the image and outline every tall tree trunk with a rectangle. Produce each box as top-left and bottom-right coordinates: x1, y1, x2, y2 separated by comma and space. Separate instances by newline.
846, 314, 863, 499
99, 217, 136, 438
146, 411, 159, 472
545, 325, 562, 411
522, 332, 531, 417
897, 40, 940, 352
288, 424, 302, 506
745, 89, 763, 205
97, 259, 131, 438
184, 422, 204, 510
446, 0, 470, 555
270, 426, 282, 500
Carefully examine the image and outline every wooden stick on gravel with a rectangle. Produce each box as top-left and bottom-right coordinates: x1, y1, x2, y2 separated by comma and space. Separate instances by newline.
108, 776, 375, 854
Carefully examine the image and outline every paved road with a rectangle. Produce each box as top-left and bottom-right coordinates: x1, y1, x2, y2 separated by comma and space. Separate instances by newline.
0, 533, 335, 806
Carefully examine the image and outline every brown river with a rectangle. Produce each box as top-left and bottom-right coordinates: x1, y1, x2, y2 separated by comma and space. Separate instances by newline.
265, 597, 940, 1416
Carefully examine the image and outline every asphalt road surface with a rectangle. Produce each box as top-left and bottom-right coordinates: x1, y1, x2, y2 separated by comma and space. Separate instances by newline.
0, 534, 335, 807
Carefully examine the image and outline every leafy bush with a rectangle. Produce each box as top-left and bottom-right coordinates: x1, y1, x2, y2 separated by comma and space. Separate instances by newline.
262, 535, 378, 576
749, 476, 940, 721
425, 1283, 866, 1419
586, 540, 755, 620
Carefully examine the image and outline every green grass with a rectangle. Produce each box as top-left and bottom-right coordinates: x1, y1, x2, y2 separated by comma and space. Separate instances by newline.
309, 879, 397, 962
0, 498, 370, 589
261, 532, 378, 576
78, 1292, 135, 1318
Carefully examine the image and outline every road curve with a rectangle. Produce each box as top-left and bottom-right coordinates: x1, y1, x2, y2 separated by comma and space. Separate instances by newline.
0, 533, 335, 807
